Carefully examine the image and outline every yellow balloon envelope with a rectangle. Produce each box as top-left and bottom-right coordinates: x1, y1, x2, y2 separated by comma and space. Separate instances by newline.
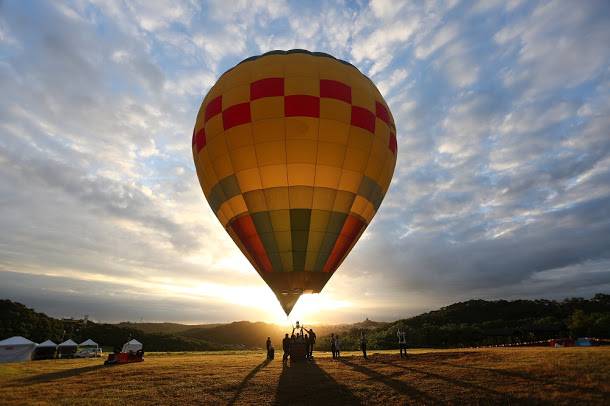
193, 50, 397, 314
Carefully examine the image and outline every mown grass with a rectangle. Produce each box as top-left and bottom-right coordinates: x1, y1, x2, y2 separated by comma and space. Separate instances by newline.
0, 347, 608, 405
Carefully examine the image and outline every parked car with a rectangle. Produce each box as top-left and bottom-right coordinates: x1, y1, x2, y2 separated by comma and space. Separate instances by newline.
74, 348, 103, 358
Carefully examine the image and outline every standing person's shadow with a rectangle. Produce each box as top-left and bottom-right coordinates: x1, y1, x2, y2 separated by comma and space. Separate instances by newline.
274, 359, 361, 405
338, 357, 436, 403
228, 359, 271, 405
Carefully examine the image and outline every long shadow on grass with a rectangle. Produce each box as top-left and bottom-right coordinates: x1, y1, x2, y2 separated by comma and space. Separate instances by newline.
228, 359, 270, 405
375, 359, 523, 403
338, 357, 436, 403
274, 359, 362, 405
22, 365, 106, 383
437, 361, 610, 398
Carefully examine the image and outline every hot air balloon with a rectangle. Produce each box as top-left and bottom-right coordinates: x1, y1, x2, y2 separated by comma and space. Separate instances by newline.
192, 50, 397, 315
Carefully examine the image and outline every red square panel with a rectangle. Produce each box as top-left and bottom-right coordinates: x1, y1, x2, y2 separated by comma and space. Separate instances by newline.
376, 101, 391, 126
320, 80, 351, 104
251, 78, 284, 100
205, 96, 222, 122
194, 128, 207, 152
285, 95, 320, 118
223, 102, 251, 130
351, 106, 376, 133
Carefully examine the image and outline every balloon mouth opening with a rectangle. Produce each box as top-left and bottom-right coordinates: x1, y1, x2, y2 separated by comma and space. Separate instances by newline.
277, 290, 306, 316
262, 272, 332, 316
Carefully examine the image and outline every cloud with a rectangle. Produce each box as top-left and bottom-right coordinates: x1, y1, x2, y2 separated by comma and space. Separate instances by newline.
496, 1, 610, 96
376, 68, 409, 97
434, 40, 479, 88
369, 0, 406, 20
0, 0, 609, 323
352, 19, 419, 76
88, 0, 200, 33
415, 23, 459, 59
206, 0, 287, 22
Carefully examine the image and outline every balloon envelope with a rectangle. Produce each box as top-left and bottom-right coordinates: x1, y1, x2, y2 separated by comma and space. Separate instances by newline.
193, 50, 397, 314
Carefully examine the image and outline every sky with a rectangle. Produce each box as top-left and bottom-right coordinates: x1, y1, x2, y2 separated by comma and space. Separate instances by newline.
0, 0, 609, 325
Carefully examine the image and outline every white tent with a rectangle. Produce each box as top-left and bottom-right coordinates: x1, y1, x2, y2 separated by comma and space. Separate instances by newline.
57, 339, 78, 358
58, 339, 78, 347
34, 340, 57, 360
0, 336, 37, 363
38, 340, 57, 348
121, 339, 143, 353
79, 339, 98, 348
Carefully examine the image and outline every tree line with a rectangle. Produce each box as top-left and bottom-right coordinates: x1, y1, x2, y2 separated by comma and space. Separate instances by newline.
1, 294, 608, 351
315, 294, 610, 350
0, 300, 222, 351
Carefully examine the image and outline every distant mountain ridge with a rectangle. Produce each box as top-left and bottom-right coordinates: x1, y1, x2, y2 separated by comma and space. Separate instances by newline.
117, 322, 223, 334
1, 294, 609, 351
0, 300, 222, 351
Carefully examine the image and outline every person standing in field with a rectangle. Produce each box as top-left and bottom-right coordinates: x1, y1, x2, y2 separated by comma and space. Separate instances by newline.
304, 333, 310, 360
330, 333, 336, 358
360, 330, 368, 359
305, 328, 316, 358
282, 333, 290, 363
397, 329, 407, 358
266, 337, 274, 360
335, 335, 341, 358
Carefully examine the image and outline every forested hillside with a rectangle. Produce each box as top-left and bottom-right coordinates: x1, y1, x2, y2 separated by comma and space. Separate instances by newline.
0, 300, 222, 351
117, 322, 223, 334
2, 294, 609, 351
314, 294, 610, 350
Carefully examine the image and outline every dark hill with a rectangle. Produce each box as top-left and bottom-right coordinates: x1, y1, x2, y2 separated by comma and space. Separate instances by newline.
404, 296, 610, 327
179, 321, 285, 348
0, 300, 65, 343
314, 294, 610, 351
353, 318, 388, 329
2, 294, 608, 351
117, 322, 222, 335
0, 300, 221, 351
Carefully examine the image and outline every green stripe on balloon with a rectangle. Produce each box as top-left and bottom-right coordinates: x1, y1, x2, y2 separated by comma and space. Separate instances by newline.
290, 209, 312, 272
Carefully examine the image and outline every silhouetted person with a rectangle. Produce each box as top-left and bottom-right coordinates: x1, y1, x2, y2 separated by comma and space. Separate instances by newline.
304, 334, 310, 360
266, 337, 274, 360
335, 335, 341, 358
330, 333, 336, 358
397, 329, 407, 358
282, 333, 290, 362
360, 330, 368, 359
305, 328, 316, 358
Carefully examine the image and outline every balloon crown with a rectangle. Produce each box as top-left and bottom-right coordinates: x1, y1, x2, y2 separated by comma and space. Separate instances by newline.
217, 49, 376, 87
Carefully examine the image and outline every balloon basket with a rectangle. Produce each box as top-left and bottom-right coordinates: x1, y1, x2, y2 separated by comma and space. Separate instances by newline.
290, 342, 308, 362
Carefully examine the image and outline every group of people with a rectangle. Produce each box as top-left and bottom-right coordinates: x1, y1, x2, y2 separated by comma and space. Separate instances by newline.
264, 322, 317, 362
265, 324, 409, 361
281, 325, 316, 362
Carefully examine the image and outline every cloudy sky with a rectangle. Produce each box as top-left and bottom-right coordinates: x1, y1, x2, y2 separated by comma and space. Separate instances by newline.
1, 0, 609, 324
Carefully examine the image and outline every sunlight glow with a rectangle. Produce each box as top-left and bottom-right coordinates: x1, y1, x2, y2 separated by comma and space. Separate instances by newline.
282, 294, 353, 325
12, 264, 359, 323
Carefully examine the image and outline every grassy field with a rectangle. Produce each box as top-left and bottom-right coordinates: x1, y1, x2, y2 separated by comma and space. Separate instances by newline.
1, 347, 609, 405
